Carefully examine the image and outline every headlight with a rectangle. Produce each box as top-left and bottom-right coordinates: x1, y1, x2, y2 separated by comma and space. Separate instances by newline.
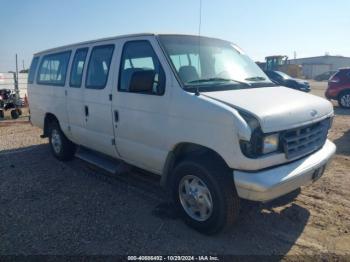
239, 110, 280, 158
263, 133, 279, 154
239, 111, 263, 158
239, 111, 259, 130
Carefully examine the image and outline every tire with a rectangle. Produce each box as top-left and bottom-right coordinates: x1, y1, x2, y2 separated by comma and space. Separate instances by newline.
10, 109, 19, 119
48, 121, 76, 161
17, 108, 22, 116
0, 110, 4, 119
338, 90, 350, 108
171, 154, 239, 234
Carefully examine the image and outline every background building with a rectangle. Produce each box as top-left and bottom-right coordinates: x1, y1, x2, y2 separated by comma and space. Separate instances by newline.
288, 55, 350, 79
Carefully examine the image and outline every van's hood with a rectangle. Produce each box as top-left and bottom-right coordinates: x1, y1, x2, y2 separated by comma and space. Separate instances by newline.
203, 86, 333, 133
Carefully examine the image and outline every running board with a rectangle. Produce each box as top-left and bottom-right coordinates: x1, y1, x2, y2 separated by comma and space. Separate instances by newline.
75, 147, 129, 175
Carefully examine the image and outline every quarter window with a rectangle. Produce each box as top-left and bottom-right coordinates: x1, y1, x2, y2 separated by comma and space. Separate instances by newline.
70, 48, 88, 87
28, 57, 39, 84
119, 41, 165, 95
37, 51, 71, 86
86, 45, 114, 89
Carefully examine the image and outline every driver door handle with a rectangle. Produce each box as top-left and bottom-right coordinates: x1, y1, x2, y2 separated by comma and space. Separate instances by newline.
114, 110, 119, 122
84, 105, 89, 117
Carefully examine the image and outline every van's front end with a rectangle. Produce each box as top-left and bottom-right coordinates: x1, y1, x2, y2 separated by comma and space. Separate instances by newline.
158, 34, 336, 233
214, 88, 336, 202
199, 85, 335, 202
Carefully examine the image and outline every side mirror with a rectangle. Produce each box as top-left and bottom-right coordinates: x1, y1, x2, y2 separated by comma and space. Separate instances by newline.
129, 70, 155, 93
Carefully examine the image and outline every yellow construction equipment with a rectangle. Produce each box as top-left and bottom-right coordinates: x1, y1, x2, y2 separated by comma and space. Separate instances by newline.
263, 55, 303, 78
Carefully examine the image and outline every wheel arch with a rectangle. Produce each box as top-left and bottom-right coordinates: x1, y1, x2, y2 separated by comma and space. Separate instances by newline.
338, 88, 350, 98
337, 88, 350, 107
160, 142, 229, 188
43, 112, 59, 137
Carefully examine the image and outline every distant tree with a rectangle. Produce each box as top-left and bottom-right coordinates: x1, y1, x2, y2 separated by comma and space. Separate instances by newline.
20, 69, 29, 73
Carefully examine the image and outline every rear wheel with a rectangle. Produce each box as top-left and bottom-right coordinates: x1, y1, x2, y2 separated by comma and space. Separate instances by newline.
10, 109, 19, 119
49, 121, 76, 161
338, 90, 350, 108
171, 154, 239, 234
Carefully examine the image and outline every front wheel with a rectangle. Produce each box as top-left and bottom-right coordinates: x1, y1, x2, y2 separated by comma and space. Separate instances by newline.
171, 155, 239, 234
49, 121, 76, 161
338, 90, 350, 108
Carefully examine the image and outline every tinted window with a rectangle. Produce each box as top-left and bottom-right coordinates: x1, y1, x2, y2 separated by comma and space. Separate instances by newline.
70, 48, 88, 87
28, 57, 39, 84
37, 51, 71, 86
119, 41, 165, 95
86, 45, 114, 89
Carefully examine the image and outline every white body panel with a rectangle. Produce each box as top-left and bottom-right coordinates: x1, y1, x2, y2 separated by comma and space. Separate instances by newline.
28, 33, 336, 201
203, 87, 334, 133
81, 39, 119, 158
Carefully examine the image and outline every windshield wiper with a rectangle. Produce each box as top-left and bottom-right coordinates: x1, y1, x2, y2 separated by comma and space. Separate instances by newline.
245, 76, 266, 81
186, 77, 251, 87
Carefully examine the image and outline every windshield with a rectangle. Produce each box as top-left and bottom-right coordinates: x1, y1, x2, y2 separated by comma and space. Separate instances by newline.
158, 35, 272, 91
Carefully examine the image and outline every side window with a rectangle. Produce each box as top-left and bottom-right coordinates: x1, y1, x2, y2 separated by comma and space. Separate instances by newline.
86, 45, 114, 89
119, 40, 165, 95
28, 57, 39, 84
37, 51, 71, 86
70, 48, 88, 87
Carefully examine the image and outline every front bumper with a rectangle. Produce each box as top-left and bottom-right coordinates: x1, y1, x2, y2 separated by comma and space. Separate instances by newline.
233, 139, 336, 202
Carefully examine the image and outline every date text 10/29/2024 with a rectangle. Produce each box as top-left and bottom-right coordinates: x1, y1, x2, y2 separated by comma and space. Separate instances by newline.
127, 256, 219, 261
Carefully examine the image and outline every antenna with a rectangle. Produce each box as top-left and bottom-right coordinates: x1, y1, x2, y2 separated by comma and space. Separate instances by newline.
198, 0, 202, 36
195, 0, 202, 96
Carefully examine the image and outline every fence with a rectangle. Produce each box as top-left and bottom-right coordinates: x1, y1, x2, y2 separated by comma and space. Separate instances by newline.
0, 73, 28, 99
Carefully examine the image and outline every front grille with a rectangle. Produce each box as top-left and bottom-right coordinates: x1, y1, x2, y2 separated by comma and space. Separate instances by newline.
281, 118, 331, 160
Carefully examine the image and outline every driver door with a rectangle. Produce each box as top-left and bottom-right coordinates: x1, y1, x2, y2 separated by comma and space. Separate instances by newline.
111, 36, 171, 173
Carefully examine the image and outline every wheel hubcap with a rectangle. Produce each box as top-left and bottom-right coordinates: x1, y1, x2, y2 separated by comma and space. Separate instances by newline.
341, 94, 350, 107
179, 175, 213, 222
51, 129, 62, 154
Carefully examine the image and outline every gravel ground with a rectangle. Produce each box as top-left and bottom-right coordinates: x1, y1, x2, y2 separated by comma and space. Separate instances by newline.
0, 82, 349, 256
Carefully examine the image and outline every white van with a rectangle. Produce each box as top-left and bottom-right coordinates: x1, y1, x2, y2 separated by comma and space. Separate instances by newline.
28, 33, 336, 234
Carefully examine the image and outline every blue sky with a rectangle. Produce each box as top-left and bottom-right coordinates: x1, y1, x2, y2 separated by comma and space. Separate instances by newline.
1, 0, 349, 72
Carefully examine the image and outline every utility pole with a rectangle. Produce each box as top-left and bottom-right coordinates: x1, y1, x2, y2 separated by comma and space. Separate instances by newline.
14, 54, 19, 99
22, 60, 25, 71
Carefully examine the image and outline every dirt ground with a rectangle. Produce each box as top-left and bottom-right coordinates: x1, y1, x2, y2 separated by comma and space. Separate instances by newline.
0, 82, 349, 257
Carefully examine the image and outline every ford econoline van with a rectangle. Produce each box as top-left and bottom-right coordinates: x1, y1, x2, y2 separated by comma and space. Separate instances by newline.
28, 34, 336, 234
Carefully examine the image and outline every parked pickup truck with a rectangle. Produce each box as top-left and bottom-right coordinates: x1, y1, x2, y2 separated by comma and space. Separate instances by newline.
28, 33, 336, 234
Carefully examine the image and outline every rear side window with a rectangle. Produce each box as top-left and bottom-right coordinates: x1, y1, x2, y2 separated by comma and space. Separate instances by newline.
37, 51, 71, 86
119, 40, 165, 95
70, 48, 88, 87
86, 45, 114, 89
28, 57, 39, 84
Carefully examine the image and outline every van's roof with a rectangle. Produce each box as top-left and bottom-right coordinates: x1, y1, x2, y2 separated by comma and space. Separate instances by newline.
34, 33, 232, 56
34, 33, 156, 55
